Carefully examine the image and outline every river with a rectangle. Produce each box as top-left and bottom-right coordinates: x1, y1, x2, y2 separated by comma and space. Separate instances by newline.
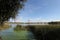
0, 24, 35, 40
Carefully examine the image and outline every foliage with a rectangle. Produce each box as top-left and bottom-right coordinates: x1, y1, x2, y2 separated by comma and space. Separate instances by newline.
27, 25, 60, 40
14, 25, 22, 31
0, 0, 26, 25
48, 21, 60, 25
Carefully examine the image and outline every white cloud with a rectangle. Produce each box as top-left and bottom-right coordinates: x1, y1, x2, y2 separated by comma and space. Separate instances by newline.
14, 17, 23, 22
27, 17, 50, 22
10, 16, 60, 22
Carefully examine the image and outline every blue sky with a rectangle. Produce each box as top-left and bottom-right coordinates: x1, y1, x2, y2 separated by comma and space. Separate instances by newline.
10, 0, 60, 22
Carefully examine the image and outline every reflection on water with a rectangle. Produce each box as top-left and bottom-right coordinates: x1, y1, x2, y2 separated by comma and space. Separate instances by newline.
0, 24, 35, 40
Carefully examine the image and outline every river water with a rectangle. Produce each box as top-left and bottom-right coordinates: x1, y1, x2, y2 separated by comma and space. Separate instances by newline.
0, 24, 35, 40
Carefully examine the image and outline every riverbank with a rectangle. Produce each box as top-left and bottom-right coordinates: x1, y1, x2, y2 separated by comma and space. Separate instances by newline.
0, 25, 10, 30
0, 24, 60, 40
0, 22, 10, 30
0, 24, 35, 40
27, 25, 60, 40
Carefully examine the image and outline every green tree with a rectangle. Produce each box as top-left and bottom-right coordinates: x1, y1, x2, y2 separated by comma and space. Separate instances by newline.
0, 0, 26, 25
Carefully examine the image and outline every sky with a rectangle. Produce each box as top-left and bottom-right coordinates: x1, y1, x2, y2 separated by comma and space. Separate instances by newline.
10, 0, 60, 22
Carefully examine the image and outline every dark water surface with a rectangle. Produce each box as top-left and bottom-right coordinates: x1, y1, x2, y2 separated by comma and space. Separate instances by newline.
0, 24, 35, 40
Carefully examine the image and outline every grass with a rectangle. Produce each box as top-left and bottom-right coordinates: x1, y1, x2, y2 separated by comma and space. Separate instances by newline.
1, 24, 60, 40
26, 25, 60, 40
0, 25, 10, 30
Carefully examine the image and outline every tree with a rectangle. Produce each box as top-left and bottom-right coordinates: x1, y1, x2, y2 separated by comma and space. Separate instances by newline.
48, 22, 58, 24
0, 0, 26, 25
